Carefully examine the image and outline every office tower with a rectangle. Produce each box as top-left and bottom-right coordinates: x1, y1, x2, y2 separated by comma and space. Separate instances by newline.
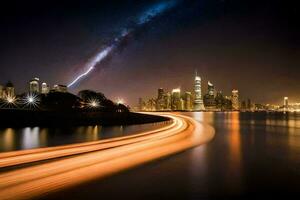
146, 98, 156, 111
179, 98, 185, 110
208, 81, 215, 96
164, 92, 172, 110
41, 82, 50, 94
193, 71, 205, 111
231, 89, 239, 111
224, 96, 233, 111
215, 91, 224, 110
184, 91, 192, 111
171, 88, 181, 110
204, 81, 216, 110
29, 78, 40, 93
156, 88, 165, 111
5, 81, 15, 97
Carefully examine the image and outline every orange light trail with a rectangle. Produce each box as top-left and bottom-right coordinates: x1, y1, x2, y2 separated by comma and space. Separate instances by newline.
0, 113, 215, 200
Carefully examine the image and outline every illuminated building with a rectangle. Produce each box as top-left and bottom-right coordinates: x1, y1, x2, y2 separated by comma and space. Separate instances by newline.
29, 78, 40, 93
41, 83, 50, 94
289, 103, 300, 112
215, 91, 224, 110
215, 91, 232, 111
193, 71, 205, 111
171, 88, 181, 110
204, 81, 216, 111
179, 98, 185, 110
53, 85, 68, 93
284, 97, 288, 111
146, 98, 156, 111
164, 92, 171, 110
208, 81, 214, 96
224, 96, 233, 111
156, 88, 165, 111
184, 92, 192, 111
231, 89, 239, 111
5, 81, 15, 98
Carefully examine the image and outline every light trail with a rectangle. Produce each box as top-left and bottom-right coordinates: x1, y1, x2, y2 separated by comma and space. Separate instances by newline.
0, 113, 215, 200
67, 46, 113, 87
67, 0, 179, 88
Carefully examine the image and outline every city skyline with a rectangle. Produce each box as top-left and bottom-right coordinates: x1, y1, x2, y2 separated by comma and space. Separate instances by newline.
1, 1, 300, 199
138, 71, 300, 112
0, 0, 299, 105
1, 70, 299, 111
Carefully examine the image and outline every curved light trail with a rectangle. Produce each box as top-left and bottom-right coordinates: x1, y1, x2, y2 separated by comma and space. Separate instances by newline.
0, 113, 215, 200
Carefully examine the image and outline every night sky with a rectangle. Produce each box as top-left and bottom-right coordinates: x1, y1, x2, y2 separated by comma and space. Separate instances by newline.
0, 0, 299, 105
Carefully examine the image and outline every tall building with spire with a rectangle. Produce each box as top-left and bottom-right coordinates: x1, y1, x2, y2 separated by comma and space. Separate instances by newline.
193, 71, 205, 111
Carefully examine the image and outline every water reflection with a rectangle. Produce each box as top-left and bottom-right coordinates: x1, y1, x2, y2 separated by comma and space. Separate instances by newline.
0, 122, 168, 152
22, 127, 40, 149
26, 112, 300, 199
2, 128, 15, 151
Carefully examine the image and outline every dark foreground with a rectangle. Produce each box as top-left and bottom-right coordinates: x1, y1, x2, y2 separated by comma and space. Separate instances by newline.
0, 109, 168, 127
43, 112, 300, 199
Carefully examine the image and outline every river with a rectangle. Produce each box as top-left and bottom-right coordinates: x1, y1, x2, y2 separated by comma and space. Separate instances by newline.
44, 111, 300, 199
2, 112, 300, 199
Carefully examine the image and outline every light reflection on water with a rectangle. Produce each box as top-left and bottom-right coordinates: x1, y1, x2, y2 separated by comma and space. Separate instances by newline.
186, 112, 300, 197
0, 122, 168, 152
40, 112, 300, 199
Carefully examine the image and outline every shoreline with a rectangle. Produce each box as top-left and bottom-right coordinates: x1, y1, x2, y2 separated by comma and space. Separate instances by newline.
0, 110, 170, 128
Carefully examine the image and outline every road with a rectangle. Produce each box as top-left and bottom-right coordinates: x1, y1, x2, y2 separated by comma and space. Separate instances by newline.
0, 113, 215, 200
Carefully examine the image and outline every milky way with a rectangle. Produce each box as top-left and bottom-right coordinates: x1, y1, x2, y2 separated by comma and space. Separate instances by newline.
68, 0, 179, 88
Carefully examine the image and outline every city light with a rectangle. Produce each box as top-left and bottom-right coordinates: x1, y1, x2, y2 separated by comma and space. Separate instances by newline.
87, 99, 100, 108
23, 93, 40, 108
0, 95, 18, 109
116, 98, 125, 105
6, 96, 16, 104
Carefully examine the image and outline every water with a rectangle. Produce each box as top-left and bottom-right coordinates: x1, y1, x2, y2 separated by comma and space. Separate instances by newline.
0, 122, 168, 152
44, 112, 300, 199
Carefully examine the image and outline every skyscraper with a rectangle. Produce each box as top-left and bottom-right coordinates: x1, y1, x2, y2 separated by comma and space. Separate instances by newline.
208, 81, 215, 96
41, 82, 50, 94
204, 81, 216, 110
231, 89, 239, 111
5, 81, 15, 98
29, 78, 40, 93
193, 71, 205, 111
184, 91, 192, 111
171, 88, 181, 110
164, 92, 171, 110
156, 88, 165, 111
